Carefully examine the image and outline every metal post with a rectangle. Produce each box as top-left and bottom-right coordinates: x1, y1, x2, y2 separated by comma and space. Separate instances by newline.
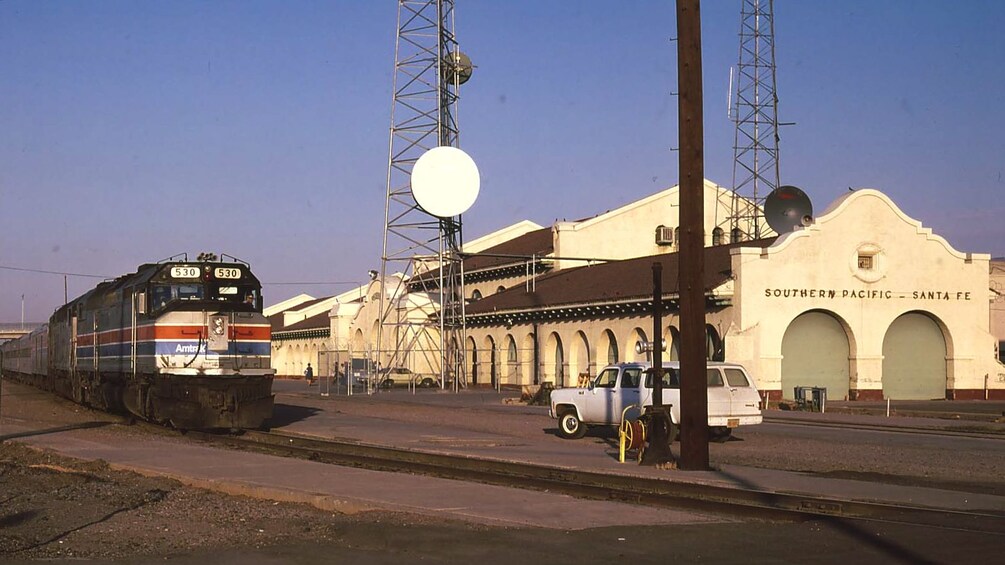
640, 262, 674, 466
677, 0, 710, 470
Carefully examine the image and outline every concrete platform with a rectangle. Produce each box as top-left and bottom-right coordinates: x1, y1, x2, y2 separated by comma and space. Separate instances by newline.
3, 378, 1005, 529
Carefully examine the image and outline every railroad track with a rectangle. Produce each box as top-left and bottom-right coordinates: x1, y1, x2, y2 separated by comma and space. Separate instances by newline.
762, 416, 1005, 440
187, 428, 1005, 535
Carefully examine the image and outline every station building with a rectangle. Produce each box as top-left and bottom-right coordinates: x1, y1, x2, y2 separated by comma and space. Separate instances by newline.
272, 180, 1005, 401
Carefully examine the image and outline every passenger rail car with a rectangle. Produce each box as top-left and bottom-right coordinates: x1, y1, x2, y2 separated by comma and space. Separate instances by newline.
1, 256, 275, 429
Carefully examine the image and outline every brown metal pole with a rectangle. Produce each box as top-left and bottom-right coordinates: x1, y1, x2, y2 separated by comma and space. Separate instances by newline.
677, 0, 710, 470
640, 262, 674, 466
652, 262, 663, 407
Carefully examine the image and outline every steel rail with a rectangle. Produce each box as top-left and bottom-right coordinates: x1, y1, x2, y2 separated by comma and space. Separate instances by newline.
762, 416, 1005, 441
187, 428, 1005, 535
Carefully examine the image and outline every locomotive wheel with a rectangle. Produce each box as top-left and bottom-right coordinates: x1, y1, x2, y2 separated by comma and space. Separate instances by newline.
71, 375, 86, 406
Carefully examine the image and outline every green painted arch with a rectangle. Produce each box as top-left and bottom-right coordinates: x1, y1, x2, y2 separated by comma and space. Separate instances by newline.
781, 310, 852, 400
882, 312, 947, 400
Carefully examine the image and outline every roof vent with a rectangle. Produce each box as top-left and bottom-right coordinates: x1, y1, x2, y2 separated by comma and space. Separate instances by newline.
655, 225, 674, 246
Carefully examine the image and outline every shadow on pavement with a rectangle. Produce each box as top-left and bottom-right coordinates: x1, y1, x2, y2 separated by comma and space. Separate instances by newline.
713, 466, 941, 565
268, 403, 324, 428
0, 421, 114, 442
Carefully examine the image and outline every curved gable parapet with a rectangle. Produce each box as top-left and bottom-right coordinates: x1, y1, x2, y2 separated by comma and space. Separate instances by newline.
761, 188, 981, 261
567, 178, 733, 232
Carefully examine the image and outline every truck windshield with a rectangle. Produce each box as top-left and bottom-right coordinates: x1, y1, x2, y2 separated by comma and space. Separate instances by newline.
594, 368, 619, 388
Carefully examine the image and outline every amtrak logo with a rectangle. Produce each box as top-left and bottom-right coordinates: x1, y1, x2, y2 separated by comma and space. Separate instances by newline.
175, 344, 207, 354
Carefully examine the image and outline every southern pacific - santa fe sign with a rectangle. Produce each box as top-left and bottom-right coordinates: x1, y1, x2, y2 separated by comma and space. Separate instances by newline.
764, 288, 973, 301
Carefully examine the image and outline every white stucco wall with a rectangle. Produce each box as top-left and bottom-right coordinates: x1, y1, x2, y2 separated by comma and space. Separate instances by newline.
729, 189, 1000, 398
552, 180, 769, 270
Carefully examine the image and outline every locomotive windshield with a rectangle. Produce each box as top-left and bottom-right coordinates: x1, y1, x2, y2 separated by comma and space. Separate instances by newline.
149, 283, 261, 312
146, 262, 262, 314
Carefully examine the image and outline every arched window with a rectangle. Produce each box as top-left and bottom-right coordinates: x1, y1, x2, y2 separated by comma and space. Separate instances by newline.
496, 285, 506, 294
730, 227, 743, 243
507, 337, 517, 363
471, 289, 482, 301
712, 227, 724, 246
552, 334, 565, 387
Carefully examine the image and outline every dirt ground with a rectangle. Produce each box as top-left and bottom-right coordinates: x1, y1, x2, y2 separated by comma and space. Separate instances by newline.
0, 440, 485, 562
4, 442, 1004, 565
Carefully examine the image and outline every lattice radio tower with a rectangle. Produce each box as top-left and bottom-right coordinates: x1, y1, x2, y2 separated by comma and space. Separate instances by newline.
728, 0, 781, 241
377, 0, 472, 387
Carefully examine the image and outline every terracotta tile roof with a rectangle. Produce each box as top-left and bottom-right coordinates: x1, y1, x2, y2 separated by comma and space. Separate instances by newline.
268, 313, 286, 332
462, 228, 554, 272
466, 239, 776, 316
287, 296, 331, 311
410, 228, 554, 288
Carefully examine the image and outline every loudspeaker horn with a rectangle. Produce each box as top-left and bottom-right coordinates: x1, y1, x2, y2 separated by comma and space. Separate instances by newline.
764, 185, 814, 234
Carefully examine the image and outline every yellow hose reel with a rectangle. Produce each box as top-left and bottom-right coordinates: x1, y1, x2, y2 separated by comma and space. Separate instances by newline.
618, 404, 646, 463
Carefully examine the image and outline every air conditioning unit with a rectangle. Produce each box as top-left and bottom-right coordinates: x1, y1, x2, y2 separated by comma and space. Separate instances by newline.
655, 225, 674, 246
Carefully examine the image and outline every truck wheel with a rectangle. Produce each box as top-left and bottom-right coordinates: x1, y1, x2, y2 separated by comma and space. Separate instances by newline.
419, 378, 436, 388
558, 411, 587, 439
710, 426, 732, 442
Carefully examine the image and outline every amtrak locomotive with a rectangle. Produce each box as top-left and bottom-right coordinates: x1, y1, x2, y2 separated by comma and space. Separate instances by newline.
0, 254, 274, 429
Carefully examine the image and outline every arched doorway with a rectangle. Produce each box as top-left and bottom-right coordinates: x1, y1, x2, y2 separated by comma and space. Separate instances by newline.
882, 312, 947, 400
599, 329, 619, 365
570, 331, 591, 384
781, 311, 851, 400
667, 326, 681, 361
467, 336, 478, 385
628, 328, 649, 362
521, 333, 535, 385
505, 335, 518, 384
483, 335, 497, 387
544, 332, 565, 387
706, 325, 724, 361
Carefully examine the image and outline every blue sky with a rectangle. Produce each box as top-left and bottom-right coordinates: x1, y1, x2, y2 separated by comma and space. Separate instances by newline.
2, 1, 1003, 322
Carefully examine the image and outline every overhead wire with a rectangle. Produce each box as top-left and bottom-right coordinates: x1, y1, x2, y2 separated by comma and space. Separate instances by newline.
0, 264, 360, 286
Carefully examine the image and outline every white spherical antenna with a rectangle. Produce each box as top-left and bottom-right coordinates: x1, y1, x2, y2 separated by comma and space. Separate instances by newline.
410, 146, 480, 218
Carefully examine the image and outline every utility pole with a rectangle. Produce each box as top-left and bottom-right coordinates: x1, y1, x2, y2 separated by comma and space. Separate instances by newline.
676, 0, 710, 470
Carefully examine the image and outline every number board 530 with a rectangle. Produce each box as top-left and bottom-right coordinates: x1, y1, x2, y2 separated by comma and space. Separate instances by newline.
214, 267, 241, 279
170, 266, 200, 278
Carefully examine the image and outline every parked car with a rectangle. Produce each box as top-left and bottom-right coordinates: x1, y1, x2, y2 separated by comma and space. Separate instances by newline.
549, 361, 763, 440
377, 367, 438, 389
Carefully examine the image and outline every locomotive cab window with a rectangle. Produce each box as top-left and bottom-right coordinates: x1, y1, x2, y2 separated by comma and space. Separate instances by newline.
208, 285, 260, 309
150, 283, 205, 311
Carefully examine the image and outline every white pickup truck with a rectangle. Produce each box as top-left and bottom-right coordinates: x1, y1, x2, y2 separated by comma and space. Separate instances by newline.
549, 361, 763, 440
